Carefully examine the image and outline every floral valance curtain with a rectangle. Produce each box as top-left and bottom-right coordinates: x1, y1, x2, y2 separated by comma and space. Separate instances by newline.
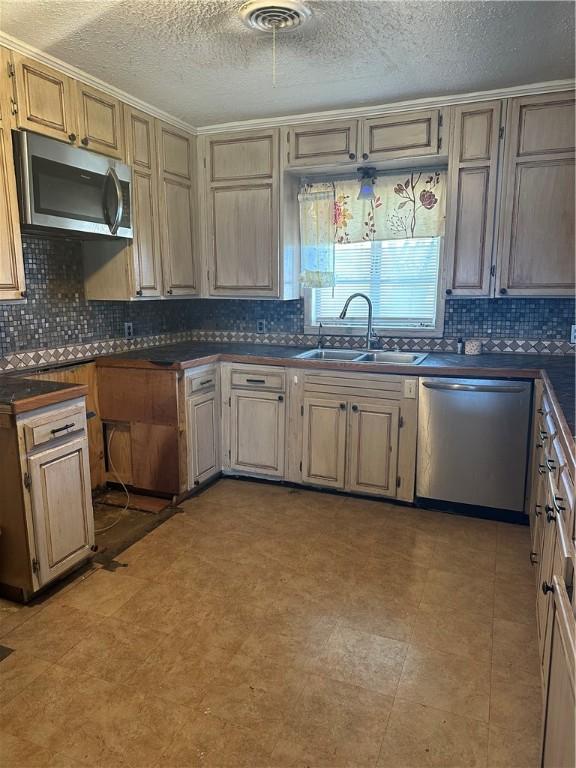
299, 169, 446, 287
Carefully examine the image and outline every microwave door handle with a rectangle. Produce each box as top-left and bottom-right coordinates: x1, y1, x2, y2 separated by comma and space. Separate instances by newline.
105, 168, 123, 235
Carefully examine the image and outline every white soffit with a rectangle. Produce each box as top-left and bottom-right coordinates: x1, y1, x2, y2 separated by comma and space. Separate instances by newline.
1, 0, 574, 129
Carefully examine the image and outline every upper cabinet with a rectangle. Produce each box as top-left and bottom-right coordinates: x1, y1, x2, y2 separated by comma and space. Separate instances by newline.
76, 83, 124, 159
444, 101, 502, 296
12, 53, 77, 143
285, 108, 445, 168
204, 129, 281, 298
361, 109, 442, 162
125, 106, 163, 297
0, 49, 26, 301
496, 92, 575, 296
287, 120, 359, 166
156, 122, 198, 296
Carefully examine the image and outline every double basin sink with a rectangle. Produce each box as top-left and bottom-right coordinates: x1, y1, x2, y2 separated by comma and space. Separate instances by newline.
295, 349, 428, 365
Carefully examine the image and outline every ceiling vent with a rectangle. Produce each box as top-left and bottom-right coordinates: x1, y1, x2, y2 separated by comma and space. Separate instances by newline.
239, 0, 313, 32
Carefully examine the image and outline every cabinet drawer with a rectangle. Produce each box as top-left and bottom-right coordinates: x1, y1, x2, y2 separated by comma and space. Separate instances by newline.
186, 368, 218, 395
231, 369, 285, 391
24, 405, 86, 451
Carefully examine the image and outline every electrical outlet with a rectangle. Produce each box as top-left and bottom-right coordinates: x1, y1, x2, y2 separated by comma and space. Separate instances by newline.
124, 322, 134, 340
571, 325, 576, 344
256, 319, 266, 333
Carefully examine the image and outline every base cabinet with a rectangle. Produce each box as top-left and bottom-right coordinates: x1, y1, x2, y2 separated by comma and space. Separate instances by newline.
348, 401, 400, 496
541, 577, 575, 768
187, 390, 220, 487
229, 389, 286, 477
301, 394, 401, 498
0, 397, 94, 601
301, 397, 348, 489
28, 436, 94, 587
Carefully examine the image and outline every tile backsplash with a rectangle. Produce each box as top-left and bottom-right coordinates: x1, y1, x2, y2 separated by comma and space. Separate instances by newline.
0, 235, 574, 360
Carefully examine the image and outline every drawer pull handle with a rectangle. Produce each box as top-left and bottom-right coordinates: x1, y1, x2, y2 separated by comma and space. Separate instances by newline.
545, 505, 556, 523
545, 458, 557, 473
50, 423, 75, 435
542, 581, 554, 595
552, 494, 566, 515
246, 378, 266, 384
539, 430, 548, 441
199, 379, 213, 386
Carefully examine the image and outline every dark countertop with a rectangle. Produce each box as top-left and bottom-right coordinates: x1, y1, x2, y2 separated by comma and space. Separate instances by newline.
0, 378, 88, 414
97, 342, 576, 437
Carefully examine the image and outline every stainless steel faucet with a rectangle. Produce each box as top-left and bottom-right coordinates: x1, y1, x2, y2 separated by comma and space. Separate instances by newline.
338, 293, 379, 350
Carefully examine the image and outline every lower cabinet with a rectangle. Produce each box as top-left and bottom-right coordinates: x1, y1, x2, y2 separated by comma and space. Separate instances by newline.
28, 435, 94, 587
301, 395, 400, 497
0, 397, 94, 601
229, 389, 286, 477
186, 390, 220, 487
541, 576, 575, 768
301, 397, 347, 489
348, 401, 400, 496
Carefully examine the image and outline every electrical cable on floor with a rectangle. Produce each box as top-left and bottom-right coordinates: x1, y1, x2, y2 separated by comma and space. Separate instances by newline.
93, 426, 130, 534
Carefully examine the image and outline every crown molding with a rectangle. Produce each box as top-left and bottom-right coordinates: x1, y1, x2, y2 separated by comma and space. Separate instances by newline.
0, 32, 198, 135
196, 78, 575, 134
2, 31, 573, 137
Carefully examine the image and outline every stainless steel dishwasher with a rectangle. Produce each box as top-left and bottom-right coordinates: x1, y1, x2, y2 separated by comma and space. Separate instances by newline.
417, 377, 532, 511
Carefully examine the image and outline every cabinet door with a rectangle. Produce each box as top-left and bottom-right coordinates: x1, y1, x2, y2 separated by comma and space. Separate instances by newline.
301, 397, 347, 489
230, 390, 285, 477
209, 183, 278, 296
12, 53, 77, 143
157, 122, 198, 296
361, 109, 441, 162
497, 93, 575, 296
187, 392, 220, 487
541, 577, 575, 768
444, 101, 502, 296
287, 120, 358, 166
125, 107, 162, 297
209, 131, 276, 183
28, 436, 94, 587
347, 401, 399, 497
0, 99, 26, 300
76, 83, 124, 159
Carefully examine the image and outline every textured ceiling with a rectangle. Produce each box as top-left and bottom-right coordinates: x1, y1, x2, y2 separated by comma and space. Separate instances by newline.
1, 0, 574, 127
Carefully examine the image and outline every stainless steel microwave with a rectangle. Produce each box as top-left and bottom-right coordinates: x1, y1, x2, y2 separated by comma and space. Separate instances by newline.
13, 131, 133, 239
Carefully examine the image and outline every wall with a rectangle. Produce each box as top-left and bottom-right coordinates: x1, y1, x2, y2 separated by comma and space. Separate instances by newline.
0, 235, 573, 360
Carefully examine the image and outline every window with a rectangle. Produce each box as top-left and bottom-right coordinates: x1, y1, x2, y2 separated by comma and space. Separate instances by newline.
308, 237, 442, 332
299, 170, 446, 336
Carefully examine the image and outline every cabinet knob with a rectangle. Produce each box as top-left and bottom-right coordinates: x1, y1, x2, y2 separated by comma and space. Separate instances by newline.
194, 480, 200, 486
499, 288, 508, 295
339, 403, 346, 410
542, 581, 554, 595
81, 137, 89, 146
167, 289, 173, 295
136, 289, 143, 296
545, 505, 556, 522
362, 153, 369, 160
529, 552, 538, 565
20, 290, 27, 298
534, 504, 542, 517
278, 395, 284, 402
351, 404, 359, 412
445, 288, 453, 295
90, 544, 99, 552
68, 133, 77, 143
348, 153, 356, 160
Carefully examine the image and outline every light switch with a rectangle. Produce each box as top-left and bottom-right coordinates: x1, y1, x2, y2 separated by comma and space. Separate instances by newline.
404, 379, 417, 398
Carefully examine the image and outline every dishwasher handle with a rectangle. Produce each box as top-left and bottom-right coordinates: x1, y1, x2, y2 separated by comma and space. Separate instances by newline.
422, 381, 527, 394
